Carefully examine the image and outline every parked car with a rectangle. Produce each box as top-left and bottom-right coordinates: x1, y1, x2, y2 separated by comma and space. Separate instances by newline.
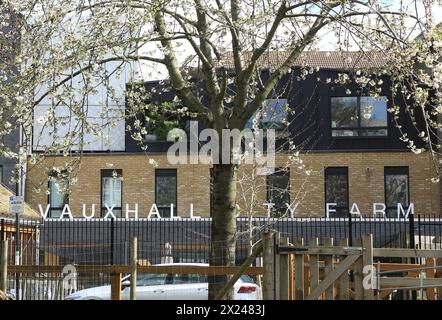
65, 263, 261, 300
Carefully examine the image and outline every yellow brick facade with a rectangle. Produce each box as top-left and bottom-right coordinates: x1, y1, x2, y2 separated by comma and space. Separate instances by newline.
25, 152, 440, 218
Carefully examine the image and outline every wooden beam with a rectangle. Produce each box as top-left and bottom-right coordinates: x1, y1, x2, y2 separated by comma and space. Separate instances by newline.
309, 238, 319, 299
338, 238, 349, 300
380, 277, 442, 287
425, 258, 435, 300
373, 248, 442, 258
279, 246, 362, 256
354, 238, 364, 300
279, 237, 290, 300
214, 240, 263, 300
0, 240, 7, 293
8, 265, 263, 275
324, 238, 334, 300
262, 230, 277, 300
306, 254, 360, 300
294, 239, 305, 300
110, 273, 122, 300
130, 237, 137, 300
362, 235, 374, 300
377, 263, 424, 271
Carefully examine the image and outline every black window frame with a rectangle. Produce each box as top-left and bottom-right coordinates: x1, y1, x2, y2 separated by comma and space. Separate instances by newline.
47, 170, 69, 218
384, 166, 410, 218
100, 169, 123, 218
330, 96, 388, 138
324, 167, 349, 218
266, 168, 291, 217
155, 169, 178, 218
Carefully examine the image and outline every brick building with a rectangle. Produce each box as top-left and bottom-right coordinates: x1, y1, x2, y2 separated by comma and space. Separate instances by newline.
25, 52, 440, 218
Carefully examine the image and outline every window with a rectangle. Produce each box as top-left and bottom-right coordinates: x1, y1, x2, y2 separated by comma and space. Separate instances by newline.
48, 171, 69, 218
155, 169, 177, 217
137, 273, 167, 286
246, 99, 288, 131
324, 167, 349, 217
169, 273, 201, 284
0, 165, 3, 184
331, 96, 388, 137
385, 167, 409, 218
101, 169, 122, 218
267, 168, 290, 216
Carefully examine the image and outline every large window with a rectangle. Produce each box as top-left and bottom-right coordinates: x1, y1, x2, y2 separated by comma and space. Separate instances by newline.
324, 167, 349, 217
48, 171, 69, 218
267, 168, 290, 216
385, 167, 409, 217
155, 169, 177, 217
331, 96, 388, 137
101, 169, 123, 217
246, 99, 288, 131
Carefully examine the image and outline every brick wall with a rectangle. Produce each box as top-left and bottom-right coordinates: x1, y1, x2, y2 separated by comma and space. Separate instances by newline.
25, 151, 440, 218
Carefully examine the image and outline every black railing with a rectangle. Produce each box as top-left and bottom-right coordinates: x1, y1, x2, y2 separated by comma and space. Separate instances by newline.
1, 214, 441, 267
1, 214, 442, 300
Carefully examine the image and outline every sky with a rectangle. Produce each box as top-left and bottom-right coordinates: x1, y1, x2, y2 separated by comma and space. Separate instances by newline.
137, 1, 442, 81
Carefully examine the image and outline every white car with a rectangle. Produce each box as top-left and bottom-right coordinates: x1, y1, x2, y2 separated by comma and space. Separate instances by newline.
65, 263, 261, 300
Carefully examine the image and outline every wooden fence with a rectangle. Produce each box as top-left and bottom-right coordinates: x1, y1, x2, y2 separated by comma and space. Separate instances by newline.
262, 230, 442, 300
2, 232, 442, 300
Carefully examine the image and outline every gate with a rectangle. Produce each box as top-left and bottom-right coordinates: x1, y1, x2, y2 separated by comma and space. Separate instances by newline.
262, 230, 442, 300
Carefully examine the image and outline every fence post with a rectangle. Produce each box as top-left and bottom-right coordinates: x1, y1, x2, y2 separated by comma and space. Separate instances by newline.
436, 258, 442, 300
309, 238, 319, 298
130, 237, 137, 300
279, 237, 290, 300
354, 238, 364, 300
111, 273, 122, 300
362, 234, 374, 300
338, 238, 349, 300
408, 214, 417, 300
293, 238, 305, 300
1, 240, 8, 293
262, 230, 277, 300
324, 238, 334, 300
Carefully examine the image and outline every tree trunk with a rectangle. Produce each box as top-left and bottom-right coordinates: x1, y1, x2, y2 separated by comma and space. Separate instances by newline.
209, 163, 237, 300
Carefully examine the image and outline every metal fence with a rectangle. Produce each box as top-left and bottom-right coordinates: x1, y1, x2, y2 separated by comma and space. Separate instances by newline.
1, 214, 442, 266
1, 214, 442, 300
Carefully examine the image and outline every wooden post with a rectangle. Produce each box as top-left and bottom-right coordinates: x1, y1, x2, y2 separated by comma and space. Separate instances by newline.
338, 238, 349, 300
279, 237, 290, 300
354, 238, 364, 300
289, 253, 295, 299
303, 253, 310, 298
362, 234, 374, 300
324, 238, 334, 300
436, 258, 442, 300
309, 237, 319, 298
262, 230, 277, 300
130, 237, 137, 301
294, 238, 305, 300
0, 240, 7, 293
111, 273, 122, 300
425, 258, 435, 300
274, 232, 281, 300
